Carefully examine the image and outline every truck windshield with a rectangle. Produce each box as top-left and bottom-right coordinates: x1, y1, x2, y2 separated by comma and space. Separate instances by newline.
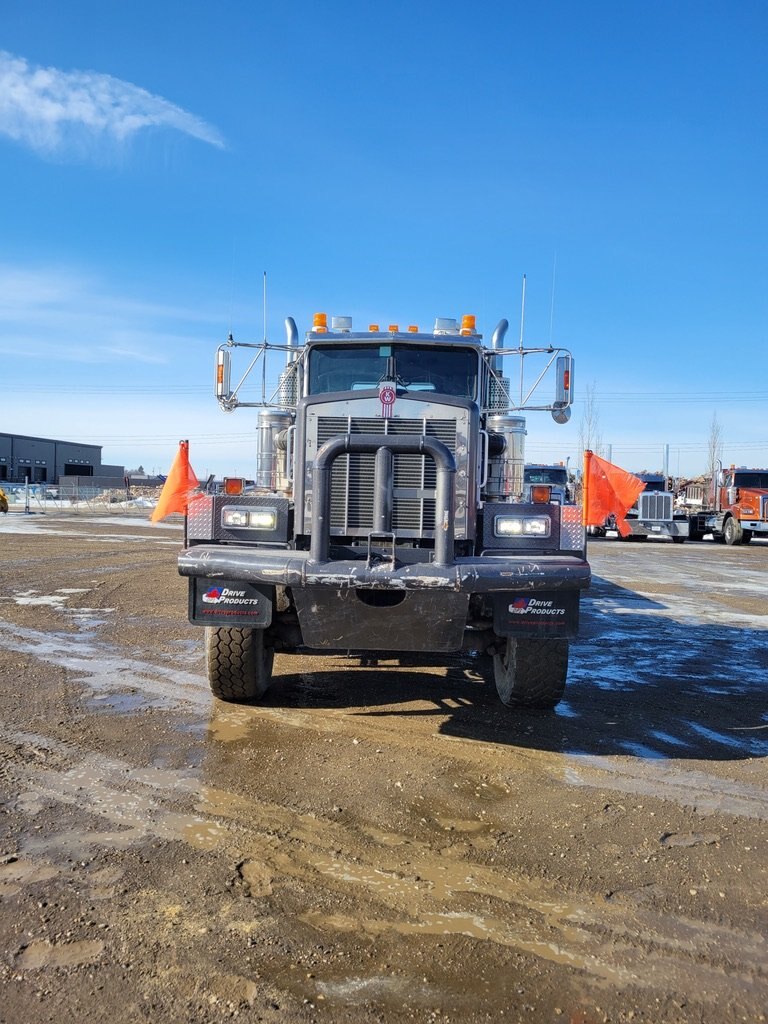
524, 468, 567, 485
308, 344, 478, 399
733, 472, 768, 488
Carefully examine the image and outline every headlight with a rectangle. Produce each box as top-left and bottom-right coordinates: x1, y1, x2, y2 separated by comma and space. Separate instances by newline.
222, 508, 277, 530
249, 509, 277, 530
494, 515, 550, 538
223, 509, 249, 527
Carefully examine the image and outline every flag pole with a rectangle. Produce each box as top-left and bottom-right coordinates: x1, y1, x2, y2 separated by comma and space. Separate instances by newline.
182, 439, 189, 548
583, 449, 592, 528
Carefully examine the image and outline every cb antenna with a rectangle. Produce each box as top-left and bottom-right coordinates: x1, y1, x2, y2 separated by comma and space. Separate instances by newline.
518, 273, 526, 351
548, 252, 557, 350
518, 274, 527, 405
262, 270, 267, 343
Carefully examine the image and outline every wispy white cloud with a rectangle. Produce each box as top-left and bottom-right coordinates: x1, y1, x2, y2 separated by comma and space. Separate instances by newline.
0, 50, 224, 159
0, 263, 220, 365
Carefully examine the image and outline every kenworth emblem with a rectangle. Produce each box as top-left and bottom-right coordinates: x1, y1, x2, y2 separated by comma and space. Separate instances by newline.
378, 383, 396, 418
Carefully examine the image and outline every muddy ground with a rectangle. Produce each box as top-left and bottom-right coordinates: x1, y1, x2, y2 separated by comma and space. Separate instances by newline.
0, 513, 766, 1024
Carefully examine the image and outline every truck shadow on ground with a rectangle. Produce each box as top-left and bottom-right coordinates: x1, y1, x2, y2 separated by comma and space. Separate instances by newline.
264, 576, 768, 763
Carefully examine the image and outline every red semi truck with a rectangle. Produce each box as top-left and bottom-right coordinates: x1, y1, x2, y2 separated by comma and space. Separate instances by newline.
687, 466, 768, 545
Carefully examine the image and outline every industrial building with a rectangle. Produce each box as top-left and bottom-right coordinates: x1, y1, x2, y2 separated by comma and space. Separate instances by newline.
0, 432, 124, 485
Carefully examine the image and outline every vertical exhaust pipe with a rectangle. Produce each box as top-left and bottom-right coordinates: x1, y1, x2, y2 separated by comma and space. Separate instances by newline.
284, 317, 298, 364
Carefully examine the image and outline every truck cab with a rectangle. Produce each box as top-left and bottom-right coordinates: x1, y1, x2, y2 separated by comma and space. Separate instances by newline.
701, 467, 768, 545
616, 473, 688, 543
523, 464, 572, 505
179, 313, 590, 710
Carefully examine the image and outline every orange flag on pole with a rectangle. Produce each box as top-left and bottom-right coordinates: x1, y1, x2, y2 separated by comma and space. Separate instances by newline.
151, 440, 199, 522
582, 450, 645, 537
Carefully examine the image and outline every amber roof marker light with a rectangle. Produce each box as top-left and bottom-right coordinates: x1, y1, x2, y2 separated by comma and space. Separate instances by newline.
313, 312, 328, 333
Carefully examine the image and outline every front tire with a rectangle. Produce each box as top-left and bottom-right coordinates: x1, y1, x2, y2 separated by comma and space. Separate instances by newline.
205, 627, 274, 703
493, 638, 568, 709
723, 517, 743, 546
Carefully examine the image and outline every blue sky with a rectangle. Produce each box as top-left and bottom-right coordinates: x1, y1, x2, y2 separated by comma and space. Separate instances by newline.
1, 0, 766, 478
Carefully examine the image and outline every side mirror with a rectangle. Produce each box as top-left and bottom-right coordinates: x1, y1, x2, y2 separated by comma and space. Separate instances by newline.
552, 355, 573, 423
554, 355, 573, 408
551, 406, 571, 424
215, 346, 231, 400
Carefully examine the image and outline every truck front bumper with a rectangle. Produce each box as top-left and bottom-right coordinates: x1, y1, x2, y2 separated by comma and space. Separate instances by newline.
178, 544, 591, 593
628, 519, 689, 539
179, 546, 590, 652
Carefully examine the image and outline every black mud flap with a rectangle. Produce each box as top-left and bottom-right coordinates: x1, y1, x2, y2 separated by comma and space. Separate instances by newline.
493, 591, 579, 639
293, 588, 470, 652
188, 578, 273, 628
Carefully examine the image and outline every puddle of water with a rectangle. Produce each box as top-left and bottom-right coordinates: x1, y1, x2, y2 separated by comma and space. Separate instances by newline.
11, 593, 70, 608
86, 692, 154, 714
207, 708, 257, 744
0, 621, 209, 712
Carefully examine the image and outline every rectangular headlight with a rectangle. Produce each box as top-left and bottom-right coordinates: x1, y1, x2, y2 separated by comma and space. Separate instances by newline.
248, 509, 277, 530
494, 515, 550, 538
495, 516, 524, 536
222, 508, 277, 530
222, 509, 249, 527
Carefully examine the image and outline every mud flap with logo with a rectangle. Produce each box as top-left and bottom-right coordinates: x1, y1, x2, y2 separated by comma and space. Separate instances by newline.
493, 591, 579, 639
188, 578, 273, 628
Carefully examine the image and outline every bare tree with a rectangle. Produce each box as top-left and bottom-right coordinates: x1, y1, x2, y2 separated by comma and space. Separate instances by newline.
706, 412, 724, 495
578, 381, 603, 456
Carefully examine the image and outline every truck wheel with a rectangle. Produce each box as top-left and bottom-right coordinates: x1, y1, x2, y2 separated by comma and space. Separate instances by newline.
672, 536, 686, 544
723, 517, 743, 546
493, 638, 568, 709
205, 627, 274, 703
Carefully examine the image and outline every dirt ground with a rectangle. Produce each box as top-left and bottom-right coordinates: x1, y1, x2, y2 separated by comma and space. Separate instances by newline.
0, 513, 766, 1024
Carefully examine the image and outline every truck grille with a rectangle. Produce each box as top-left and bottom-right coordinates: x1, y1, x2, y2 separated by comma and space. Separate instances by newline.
316, 416, 456, 533
639, 491, 672, 521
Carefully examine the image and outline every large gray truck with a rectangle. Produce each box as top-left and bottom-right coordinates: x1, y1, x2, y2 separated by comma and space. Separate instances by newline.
178, 313, 590, 709
617, 473, 688, 542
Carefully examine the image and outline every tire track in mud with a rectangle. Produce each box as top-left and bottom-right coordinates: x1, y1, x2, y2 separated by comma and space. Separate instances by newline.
5, 727, 767, 1004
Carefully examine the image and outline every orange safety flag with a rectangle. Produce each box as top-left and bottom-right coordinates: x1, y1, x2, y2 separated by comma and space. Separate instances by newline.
582, 450, 645, 538
150, 440, 199, 522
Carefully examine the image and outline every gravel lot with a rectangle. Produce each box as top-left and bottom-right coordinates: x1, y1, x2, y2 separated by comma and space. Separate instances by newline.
0, 513, 766, 1023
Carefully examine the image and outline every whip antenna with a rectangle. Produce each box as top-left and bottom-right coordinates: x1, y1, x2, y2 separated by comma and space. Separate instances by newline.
548, 252, 557, 349
518, 274, 527, 404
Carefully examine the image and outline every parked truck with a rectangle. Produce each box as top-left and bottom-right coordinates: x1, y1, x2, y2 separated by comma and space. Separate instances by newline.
687, 466, 768, 545
178, 313, 590, 710
523, 463, 573, 505
617, 473, 689, 543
